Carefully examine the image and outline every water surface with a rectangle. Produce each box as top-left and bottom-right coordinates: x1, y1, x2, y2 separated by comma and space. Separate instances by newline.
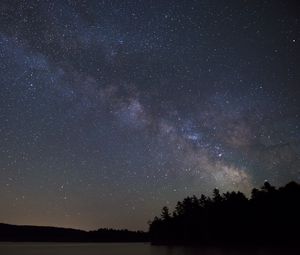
0, 243, 297, 255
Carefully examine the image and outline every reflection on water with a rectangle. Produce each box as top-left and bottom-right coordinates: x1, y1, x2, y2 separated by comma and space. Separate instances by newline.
0, 243, 297, 255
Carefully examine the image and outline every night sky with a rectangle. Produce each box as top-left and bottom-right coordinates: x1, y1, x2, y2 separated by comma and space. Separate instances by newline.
0, 0, 299, 231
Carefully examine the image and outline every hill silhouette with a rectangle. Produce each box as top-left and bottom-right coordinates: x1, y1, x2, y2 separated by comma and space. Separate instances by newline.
0, 223, 148, 242
149, 181, 300, 247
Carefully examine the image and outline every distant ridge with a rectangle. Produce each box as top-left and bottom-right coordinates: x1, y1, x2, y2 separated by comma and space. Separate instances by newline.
0, 223, 148, 242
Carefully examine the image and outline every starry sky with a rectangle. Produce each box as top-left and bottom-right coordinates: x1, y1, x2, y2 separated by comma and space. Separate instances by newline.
0, 0, 299, 231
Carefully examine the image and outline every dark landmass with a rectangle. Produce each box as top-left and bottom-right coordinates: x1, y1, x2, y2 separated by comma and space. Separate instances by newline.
0, 223, 148, 242
1, 181, 299, 248
149, 181, 300, 247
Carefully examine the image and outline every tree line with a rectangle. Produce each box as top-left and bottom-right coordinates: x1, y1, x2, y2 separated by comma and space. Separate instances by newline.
0, 223, 148, 242
149, 181, 300, 246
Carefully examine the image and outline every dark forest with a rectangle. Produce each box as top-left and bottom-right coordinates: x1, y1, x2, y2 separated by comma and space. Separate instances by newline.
149, 181, 300, 246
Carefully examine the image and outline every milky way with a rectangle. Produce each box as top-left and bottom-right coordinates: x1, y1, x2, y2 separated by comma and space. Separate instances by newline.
0, 0, 299, 230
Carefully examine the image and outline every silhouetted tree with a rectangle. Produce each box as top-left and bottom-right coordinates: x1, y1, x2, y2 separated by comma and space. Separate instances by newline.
261, 181, 276, 193
149, 181, 300, 247
212, 188, 223, 203
161, 206, 171, 220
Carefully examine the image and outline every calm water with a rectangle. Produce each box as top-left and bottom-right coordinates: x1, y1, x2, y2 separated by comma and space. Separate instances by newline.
0, 243, 296, 255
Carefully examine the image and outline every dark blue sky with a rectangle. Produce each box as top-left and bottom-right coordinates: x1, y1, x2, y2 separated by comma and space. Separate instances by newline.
0, 0, 299, 230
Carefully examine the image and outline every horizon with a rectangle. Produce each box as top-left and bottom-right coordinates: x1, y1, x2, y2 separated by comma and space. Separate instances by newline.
0, 221, 145, 232
0, 0, 299, 231
0, 180, 298, 232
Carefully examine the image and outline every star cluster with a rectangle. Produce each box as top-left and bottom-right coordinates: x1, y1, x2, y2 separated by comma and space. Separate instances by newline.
0, 0, 299, 230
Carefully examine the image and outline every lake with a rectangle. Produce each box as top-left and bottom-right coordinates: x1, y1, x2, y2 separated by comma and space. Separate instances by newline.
0, 243, 298, 255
